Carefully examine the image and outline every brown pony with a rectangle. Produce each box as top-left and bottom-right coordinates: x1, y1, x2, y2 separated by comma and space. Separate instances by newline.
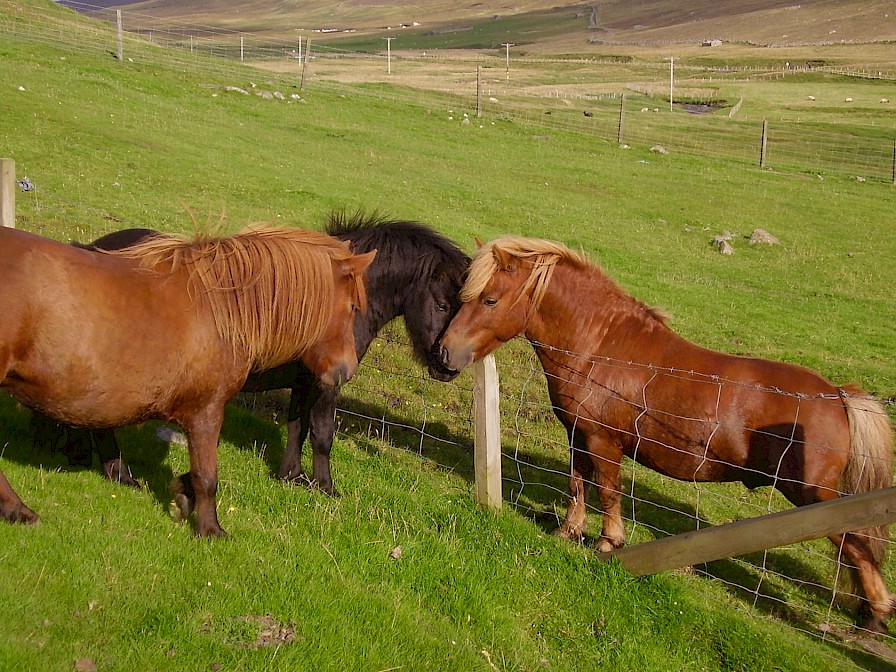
438, 235, 894, 633
0, 225, 375, 537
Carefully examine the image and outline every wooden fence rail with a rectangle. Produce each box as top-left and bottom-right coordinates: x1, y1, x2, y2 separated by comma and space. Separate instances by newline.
599, 487, 896, 575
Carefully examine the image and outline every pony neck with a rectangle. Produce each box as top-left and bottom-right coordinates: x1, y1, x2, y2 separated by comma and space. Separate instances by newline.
524, 260, 663, 356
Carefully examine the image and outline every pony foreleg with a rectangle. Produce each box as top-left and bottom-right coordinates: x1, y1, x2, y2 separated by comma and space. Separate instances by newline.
554, 435, 593, 543
277, 386, 316, 484
308, 386, 340, 497
171, 409, 226, 537
593, 456, 626, 554
0, 467, 38, 524
277, 387, 316, 483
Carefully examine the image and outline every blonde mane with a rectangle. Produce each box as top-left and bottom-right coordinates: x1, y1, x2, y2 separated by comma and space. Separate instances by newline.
109, 225, 364, 370
461, 236, 589, 310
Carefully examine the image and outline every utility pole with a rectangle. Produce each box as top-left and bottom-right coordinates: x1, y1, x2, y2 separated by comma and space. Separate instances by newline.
384, 37, 395, 74
669, 56, 675, 111
501, 42, 514, 82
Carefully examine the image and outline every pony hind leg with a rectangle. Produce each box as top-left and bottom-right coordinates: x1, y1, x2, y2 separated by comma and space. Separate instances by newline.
831, 530, 893, 635
0, 467, 38, 524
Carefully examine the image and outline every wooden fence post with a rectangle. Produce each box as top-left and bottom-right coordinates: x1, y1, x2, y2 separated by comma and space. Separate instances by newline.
473, 354, 502, 509
891, 139, 895, 185
0, 158, 15, 228
300, 38, 311, 90
598, 487, 896, 576
759, 119, 768, 168
617, 93, 625, 145
116, 10, 123, 62
476, 66, 482, 119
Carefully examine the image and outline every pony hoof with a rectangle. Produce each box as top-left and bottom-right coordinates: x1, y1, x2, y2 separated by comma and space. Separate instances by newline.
552, 525, 585, 544
2, 504, 39, 525
102, 460, 141, 489
595, 537, 625, 554
194, 523, 227, 538
317, 483, 340, 498
169, 495, 192, 524
858, 615, 890, 636
281, 470, 311, 486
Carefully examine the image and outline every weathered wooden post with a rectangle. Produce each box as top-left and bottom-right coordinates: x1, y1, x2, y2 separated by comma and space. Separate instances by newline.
891, 139, 895, 186
473, 354, 501, 509
759, 119, 768, 168
0, 158, 15, 228
617, 93, 625, 145
476, 66, 482, 119
300, 38, 311, 90
116, 10, 123, 62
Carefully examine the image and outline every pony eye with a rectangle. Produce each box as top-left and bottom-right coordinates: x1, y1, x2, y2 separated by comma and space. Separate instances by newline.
483, 297, 498, 307
436, 302, 449, 312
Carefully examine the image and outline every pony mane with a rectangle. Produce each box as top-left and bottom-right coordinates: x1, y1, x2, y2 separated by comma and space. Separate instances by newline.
461, 236, 588, 310
462, 236, 670, 324
326, 209, 469, 284
107, 225, 364, 370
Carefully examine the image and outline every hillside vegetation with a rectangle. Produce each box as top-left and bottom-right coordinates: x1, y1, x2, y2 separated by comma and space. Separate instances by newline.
1, 1, 896, 670
76, 0, 896, 49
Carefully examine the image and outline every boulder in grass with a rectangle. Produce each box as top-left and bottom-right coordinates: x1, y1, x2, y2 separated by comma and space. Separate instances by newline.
749, 228, 780, 246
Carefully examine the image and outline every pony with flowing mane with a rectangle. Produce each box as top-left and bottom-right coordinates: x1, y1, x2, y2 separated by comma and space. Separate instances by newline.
439, 235, 894, 633
0, 224, 373, 537
110, 225, 369, 371
32, 212, 469, 496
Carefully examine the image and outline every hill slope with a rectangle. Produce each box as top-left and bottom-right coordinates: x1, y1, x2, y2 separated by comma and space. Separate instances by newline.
66, 0, 896, 45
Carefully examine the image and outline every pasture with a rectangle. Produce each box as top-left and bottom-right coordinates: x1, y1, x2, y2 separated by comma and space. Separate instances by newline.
1, 1, 896, 670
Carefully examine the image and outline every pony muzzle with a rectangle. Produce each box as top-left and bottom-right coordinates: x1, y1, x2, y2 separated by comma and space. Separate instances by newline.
318, 360, 357, 388
438, 342, 471, 374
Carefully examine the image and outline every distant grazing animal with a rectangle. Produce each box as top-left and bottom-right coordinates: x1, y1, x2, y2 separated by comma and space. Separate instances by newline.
438, 236, 894, 633
1, 225, 374, 536
33, 211, 470, 497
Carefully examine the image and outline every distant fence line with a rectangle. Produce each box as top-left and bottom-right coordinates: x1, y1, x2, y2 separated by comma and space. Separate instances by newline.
5, 1, 896, 185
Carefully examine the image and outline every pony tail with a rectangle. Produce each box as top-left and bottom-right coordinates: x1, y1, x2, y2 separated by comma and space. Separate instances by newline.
840, 388, 894, 564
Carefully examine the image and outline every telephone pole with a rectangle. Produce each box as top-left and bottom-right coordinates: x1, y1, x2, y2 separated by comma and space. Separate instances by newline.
384, 37, 395, 74
501, 42, 514, 82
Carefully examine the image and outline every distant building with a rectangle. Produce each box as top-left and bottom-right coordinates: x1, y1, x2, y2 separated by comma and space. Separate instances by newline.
701, 39, 723, 47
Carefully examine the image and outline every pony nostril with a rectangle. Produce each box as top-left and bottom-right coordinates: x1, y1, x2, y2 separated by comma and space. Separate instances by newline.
439, 345, 450, 367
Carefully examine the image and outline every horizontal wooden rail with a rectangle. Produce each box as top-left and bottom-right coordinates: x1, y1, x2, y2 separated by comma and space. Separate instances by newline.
598, 487, 896, 576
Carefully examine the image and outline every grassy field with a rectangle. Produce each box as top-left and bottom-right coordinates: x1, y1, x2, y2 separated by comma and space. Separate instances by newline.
2, 1, 896, 670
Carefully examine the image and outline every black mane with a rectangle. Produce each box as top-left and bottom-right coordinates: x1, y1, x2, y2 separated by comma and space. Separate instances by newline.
326, 210, 468, 287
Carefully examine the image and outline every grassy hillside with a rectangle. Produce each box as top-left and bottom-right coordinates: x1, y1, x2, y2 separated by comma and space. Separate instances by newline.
72, 0, 896, 49
2, 1, 896, 670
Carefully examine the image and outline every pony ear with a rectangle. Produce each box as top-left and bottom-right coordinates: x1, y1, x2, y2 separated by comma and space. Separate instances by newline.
349, 249, 377, 276
474, 237, 485, 249
492, 245, 517, 274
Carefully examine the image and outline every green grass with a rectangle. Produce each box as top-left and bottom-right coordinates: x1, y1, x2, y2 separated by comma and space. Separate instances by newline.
2, 2, 896, 670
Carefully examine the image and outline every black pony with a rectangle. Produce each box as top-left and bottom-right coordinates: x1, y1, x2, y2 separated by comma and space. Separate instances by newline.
32, 211, 470, 495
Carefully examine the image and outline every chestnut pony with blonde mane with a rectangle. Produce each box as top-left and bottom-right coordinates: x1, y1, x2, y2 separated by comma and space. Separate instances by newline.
439, 235, 894, 633
0, 224, 374, 537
